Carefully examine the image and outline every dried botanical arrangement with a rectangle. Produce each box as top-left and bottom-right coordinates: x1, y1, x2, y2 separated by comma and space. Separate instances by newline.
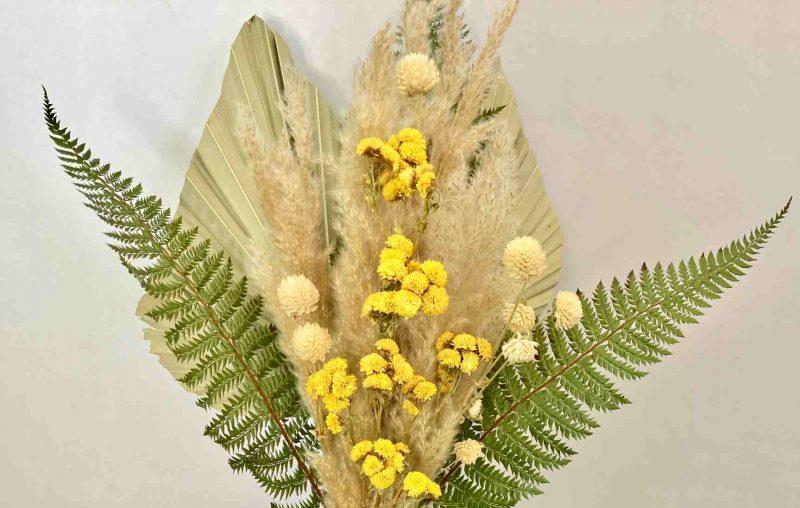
43, 1, 790, 506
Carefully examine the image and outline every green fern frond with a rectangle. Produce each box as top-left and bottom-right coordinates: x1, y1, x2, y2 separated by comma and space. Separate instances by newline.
438, 199, 791, 506
43, 88, 322, 506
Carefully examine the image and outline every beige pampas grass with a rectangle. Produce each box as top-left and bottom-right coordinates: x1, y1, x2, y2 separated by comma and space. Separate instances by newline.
239, 1, 531, 505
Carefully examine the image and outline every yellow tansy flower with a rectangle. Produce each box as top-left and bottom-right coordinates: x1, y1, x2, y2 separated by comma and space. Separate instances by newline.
403, 400, 420, 416
420, 260, 447, 287
386, 233, 415, 258
375, 338, 400, 355
391, 354, 415, 384
436, 331, 455, 351
356, 137, 384, 156
437, 348, 461, 368
476, 337, 493, 361
351, 440, 373, 462
453, 333, 477, 351
360, 353, 388, 375
325, 413, 343, 434
403, 471, 441, 499
392, 289, 422, 319
363, 372, 394, 391
380, 247, 408, 264
421, 285, 449, 316
460, 352, 480, 374
377, 258, 408, 281
401, 271, 430, 295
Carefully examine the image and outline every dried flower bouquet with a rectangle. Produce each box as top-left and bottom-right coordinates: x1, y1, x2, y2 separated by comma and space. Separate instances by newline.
43, 0, 789, 506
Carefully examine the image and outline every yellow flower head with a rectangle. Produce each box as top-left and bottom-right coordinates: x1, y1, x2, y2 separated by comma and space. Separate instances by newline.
403, 471, 441, 499
417, 170, 436, 197
380, 247, 408, 264
476, 337, 494, 361
375, 338, 400, 355
421, 285, 449, 316
351, 439, 410, 491
307, 358, 356, 435
437, 348, 462, 368
325, 413, 343, 434
392, 289, 422, 319
391, 354, 415, 384
360, 353, 388, 375
401, 271, 430, 295
460, 352, 480, 374
436, 331, 455, 351
397, 128, 425, 145
357, 128, 435, 202
351, 440, 374, 462
386, 233, 415, 259
403, 400, 420, 416
361, 291, 395, 318
420, 260, 447, 287
363, 372, 394, 391
453, 333, 477, 351
356, 137, 384, 156
377, 258, 408, 282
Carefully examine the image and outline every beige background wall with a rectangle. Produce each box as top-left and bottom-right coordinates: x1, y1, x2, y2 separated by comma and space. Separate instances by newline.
1, 1, 798, 506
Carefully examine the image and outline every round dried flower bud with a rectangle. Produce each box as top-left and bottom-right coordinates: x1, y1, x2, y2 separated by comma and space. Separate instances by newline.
554, 291, 583, 330
292, 323, 331, 363
396, 53, 440, 96
453, 439, 484, 465
503, 236, 547, 282
502, 337, 538, 364
466, 398, 483, 421
500, 302, 537, 333
277, 274, 319, 316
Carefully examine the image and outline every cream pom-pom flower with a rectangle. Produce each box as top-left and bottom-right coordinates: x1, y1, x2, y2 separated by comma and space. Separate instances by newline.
466, 397, 483, 421
277, 274, 319, 316
501, 302, 536, 333
554, 291, 583, 330
292, 322, 331, 363
502, 337, 539, 364
396, 53, 440, 96
453, 439, 484, 465
502, 236, 547, 282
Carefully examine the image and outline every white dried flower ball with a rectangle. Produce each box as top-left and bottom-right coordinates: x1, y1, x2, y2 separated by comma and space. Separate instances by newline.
501, 303, 537, 333
277, 274, 319, 316
502, 337, 538, 364
292, 323, 331, 363
453, 439, 484, 465
503, 236, 547, 282
554, 291, 583, 330
396, 53, 440, 96
466, 398, 483, 421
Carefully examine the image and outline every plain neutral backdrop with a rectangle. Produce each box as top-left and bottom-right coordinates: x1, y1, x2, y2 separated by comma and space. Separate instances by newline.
1, 1, 798, 506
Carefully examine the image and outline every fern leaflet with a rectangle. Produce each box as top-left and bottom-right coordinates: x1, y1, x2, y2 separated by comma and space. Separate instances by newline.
437, 199, 791, 506
43, 89, 322, 505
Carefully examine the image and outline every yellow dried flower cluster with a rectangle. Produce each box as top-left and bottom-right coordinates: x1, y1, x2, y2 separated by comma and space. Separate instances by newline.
350, 439, 410, 490
359, 338, 437, 415
402, 471, 442, 499
306, 358, 357, 434
362, 233, 449, 319
356, 128, 436, 201
436, 331, 493, 392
